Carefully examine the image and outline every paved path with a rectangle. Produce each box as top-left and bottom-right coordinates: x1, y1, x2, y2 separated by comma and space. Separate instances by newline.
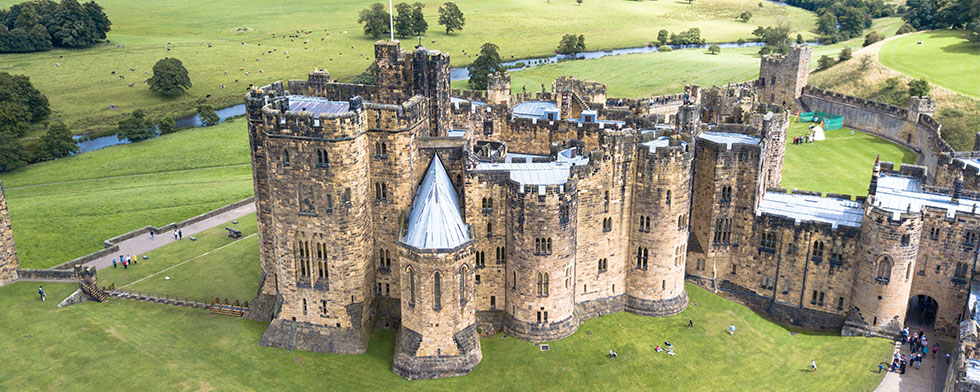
874, 325, 953, 392
84, 202, 256, 271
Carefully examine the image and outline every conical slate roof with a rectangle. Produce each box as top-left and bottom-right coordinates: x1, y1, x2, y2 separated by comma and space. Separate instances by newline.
401, 154, 470, 250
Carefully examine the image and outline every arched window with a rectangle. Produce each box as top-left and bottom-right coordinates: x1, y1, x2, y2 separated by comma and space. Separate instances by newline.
408, 267, 416, 306
375, 142, 381, 156
381, 143, 387, 156
639, 216, 645, 232
666, 189, 671, 205
487, 197, 493, 209
813, 240, 824, 258
645, 217, 651, 231
381, 183, 388, 200
433, 272, 442, 310
535, 238, 541, 254
546, 238, 553, 254
875, 256, 893, 282
486, 222, 492, 237
460, 266, 467, 305
637, 247, 643, 269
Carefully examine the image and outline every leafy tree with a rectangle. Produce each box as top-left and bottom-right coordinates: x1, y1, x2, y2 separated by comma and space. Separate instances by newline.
669, 28, 704, 45
394, 2, 413, 38
903, 0, 936, 29
908, 78, 930, 97
0, 101, 29, 138
466, 42, 501, 90
838, 47, 853, 62
437, 2, 465, 34
35, 121, 77, 161
0, 72, 50, 123
969, 20, 980, 46
148, 58, 191, 97
657, 29, 669, 46
816, 13, 838, 35
0, 0, 110, 53
157, 116, 176, 134
817, 55, 836, 69
50, 0, 93, 47
796, 33, 804, 44
411, 2, 427, 36
863, 31, 884, 46
738, 11, 752, 22
896, 23, 916, 34
350, 63, 378, 85
752, 25, 790, 54
117, 109, 154, 142
197, 102, 219, 127
358, 3, 391, 38
556, 34, 585, 54
936, 0, 974, 28
0, 132, 25, 172
708, 44, 721, 54
577, 0, 583, 5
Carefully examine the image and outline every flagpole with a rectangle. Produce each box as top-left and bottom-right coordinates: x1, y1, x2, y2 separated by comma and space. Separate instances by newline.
389, 0, 395, 42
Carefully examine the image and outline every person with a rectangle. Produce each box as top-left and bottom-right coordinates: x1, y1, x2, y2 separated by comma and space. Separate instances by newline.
174, 230, 178, 240
655, 345, 662, 352
729, 323, 735, 335
38, 286, 45, 302
150, 229, 155, 239
947, 353, 951, 364
112, 258, 117, 268
608, 349, 617, 359
688, 319, 693, 329
878, 362, 885, 373
122, 259, 128, 269
811, 360, 817, 372
178, 229, 183, 240
933, 343, 939, 358
922, 345, 928, 357
667, 347, 675, 356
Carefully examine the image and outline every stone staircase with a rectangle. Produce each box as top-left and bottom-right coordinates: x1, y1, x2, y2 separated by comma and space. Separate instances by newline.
108, 290, 209, 309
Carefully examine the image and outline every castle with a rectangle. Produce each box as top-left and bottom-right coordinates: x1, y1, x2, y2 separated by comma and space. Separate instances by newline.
244, 40, 980, 380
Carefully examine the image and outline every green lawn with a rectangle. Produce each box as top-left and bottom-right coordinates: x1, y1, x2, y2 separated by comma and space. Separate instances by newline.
98, 214, 259, 302
879, 30, 980, 99
0, 277, 892, 391
0, 0, 816, 136
0, 119, 253, 269
781, 120, 917, 196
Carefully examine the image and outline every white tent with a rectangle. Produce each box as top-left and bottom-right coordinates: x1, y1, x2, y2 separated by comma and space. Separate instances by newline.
809, 124, 826, 141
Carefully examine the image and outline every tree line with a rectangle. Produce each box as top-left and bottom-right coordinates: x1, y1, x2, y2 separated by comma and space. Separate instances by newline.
0, 0, 111, 53
902, 0, 979, 45
358, 2, 465, 38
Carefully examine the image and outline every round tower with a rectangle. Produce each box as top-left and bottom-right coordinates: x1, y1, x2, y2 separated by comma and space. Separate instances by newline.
257, 96, 375, 354
843, 204, 922, 338
626, 135, 693, 316
504, 181, 579, 341
393, 154, 481, 379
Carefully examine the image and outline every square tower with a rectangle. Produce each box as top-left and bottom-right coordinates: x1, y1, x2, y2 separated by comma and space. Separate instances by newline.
759, 46, 811, 110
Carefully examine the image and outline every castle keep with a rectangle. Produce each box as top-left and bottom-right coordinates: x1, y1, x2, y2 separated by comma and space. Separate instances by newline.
246, 41, 980, 379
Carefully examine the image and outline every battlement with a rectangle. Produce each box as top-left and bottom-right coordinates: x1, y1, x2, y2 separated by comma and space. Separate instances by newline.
761, 45, 811, 66
879, 161, 928, 182
802, 86, 910, 118
259, 96, 367, 139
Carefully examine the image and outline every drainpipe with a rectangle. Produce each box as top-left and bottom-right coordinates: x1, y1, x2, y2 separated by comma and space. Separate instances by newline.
799, 228, 813, 308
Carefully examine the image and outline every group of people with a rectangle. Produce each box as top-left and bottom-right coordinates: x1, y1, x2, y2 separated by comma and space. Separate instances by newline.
654, 341, 677, 356
792, 135, 813, 145
112, 254, 141, 269
884, 327, 946, 374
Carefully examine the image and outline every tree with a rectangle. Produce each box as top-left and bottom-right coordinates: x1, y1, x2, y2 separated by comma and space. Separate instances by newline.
863, 31, 884, 46
148, 58, 191, 97
0, 0, 110, 53
796, 33, 804, 44
157, 116, 176, 135
969, 20, 980, 46
466, 42, 501, 90
577, 0, 583, 5
708, 44, 721, 54
358, 3, 391, 38
394, 2, 413, 38
50, 0, 94, 47
35, 121, 77, 161
859, 54, 873, 71
0, 72, 50, 123
817, 55, 836, 69
816, 13, 838, 35
117, 109, 154, 142
738, 11, 752, 22
351, 63, 378, 85
908, 78, 930, 97
752, 25, 790, 54
903, 0, 936, 30
0, 101, 29, 138
438, 2, 465, 34
556, 34, 585, 54
197, 102, 219, 127
657, 29, 669, 46
0, 132, 25, 172
669, 28, 704, 45
411, 2, 427, 36
896, 23, 916, 34
838, 47, 852, 62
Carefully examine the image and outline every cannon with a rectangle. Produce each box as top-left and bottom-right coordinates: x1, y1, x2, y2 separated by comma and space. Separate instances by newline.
226, 227, 242, 239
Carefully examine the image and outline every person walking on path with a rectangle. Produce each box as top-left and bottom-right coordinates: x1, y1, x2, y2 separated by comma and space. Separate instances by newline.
878, 362, 885, 373
174, 230, 178, 240
150, 229, 155, 239
810, 360, 817, 372
729, 323, 735, 335
178, 229, 183, 240
933, 344, 939, 358
38, 286, 45, 302
688, 319, 693, 329
112, 258, 117, 268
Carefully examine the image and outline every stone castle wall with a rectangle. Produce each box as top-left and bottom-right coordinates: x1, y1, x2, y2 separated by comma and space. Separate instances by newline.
0, 182, 18, 285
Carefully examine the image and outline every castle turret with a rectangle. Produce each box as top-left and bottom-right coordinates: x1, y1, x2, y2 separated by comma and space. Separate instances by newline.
394, 154, 481, 379
487, 72, 511, 106
907, 96, 936, 123
0, 181, 18, 286
759, 46, 811, 110
504, 181, 579, 341
842, 204, 922, 338
626, 135, 692, 316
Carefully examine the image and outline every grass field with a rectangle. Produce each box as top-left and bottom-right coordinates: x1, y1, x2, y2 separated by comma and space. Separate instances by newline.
879, 30, 980, 98
98, 214, 259, 301
0, 0, 816, 137
0, 277, 892, 391
0, 119, 253, 269
781, 120, 917, 196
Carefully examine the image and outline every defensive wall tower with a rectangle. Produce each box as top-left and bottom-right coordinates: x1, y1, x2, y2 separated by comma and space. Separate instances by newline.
255, 95, 375, 354
755, 109, 790, 191
504, 180, 579, 341
759, 46, 811, 110
487, 72, 511, 106
0, 181, 18, 285
843, 202, 922, 338
687, 128, 763, 286
394, 155, 482, 379
626, 134, 693, 316
374, 40, 451, 136
245, 84, 285, 319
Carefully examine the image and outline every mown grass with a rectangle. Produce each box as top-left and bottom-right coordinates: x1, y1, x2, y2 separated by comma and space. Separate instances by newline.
781, 119, 916, 196
0, 119, 253, 269
879, 30, 980, 99
0, 276, 892, 391
0, 0, 816, 136
98, 214, 259, 302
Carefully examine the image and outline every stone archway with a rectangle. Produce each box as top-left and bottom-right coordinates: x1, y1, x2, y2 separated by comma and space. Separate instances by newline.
906, 294, 939, 329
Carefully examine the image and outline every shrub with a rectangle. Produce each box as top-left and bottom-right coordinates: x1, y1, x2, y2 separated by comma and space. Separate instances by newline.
838, 47, 852, 62
708, 44, 721, 54
817, 55, 836, 69
908, 78, 930, 97
896, 23, 916, 34
863, 31, 884, 46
